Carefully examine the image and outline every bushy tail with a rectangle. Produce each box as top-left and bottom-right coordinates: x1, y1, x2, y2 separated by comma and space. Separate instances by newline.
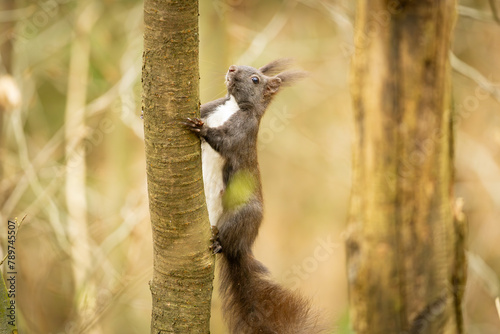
218, 252, 323, 334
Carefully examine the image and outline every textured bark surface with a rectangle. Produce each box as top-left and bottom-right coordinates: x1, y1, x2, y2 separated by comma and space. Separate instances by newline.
142, 0, 214, 333
347, 1, 466, 333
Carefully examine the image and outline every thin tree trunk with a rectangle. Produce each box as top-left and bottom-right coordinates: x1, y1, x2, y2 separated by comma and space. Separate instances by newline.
347, 1, 466, 333
0, 0, 15, 191
142, 0, 214, 333
64, 4, 104, 333
0, 0, 14, 75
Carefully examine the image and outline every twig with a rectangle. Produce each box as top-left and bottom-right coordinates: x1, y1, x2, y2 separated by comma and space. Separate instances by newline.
8, 104, 69, 250
236, 1, 296, 65
450, 52, 500, 103
467, 251, 500, 297
319, 1, 353, 34
458, 5, 496, 23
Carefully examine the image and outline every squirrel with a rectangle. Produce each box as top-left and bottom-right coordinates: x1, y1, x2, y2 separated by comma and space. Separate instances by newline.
185, 59, 323, 334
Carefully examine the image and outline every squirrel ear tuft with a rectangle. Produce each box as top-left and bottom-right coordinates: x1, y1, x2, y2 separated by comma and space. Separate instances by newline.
259, 58, 294, 76
265, 77, 282, 96
276, 70, 308, 87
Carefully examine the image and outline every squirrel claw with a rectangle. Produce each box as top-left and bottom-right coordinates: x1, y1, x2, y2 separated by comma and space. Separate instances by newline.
184, 117, 204, 134
210, 226, 222, 254
211, 242, 222, 255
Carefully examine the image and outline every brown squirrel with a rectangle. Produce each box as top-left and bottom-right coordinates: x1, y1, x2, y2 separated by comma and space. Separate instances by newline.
185, 59, 323, 334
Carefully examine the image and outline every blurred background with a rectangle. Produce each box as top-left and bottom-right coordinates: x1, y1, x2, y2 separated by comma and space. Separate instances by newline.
0, 0, 499, 333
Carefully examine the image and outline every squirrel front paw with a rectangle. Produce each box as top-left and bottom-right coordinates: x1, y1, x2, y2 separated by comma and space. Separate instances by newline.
210, 226, 222, 254
184, 117, 204, 135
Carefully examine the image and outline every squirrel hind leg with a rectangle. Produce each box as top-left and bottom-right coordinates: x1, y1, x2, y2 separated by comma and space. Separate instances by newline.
210, 226, 222, 254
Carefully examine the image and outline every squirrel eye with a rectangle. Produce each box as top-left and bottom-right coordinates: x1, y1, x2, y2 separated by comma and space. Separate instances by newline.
251, 76, 260, 84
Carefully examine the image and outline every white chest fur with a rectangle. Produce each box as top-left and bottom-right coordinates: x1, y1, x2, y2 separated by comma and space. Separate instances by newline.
201, 95, 239, 225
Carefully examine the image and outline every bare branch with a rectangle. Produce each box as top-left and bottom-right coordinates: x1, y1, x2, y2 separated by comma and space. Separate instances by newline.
458, 3, 500, 24
450, 52, 500, 103
236, 1, 296, 65
467, 251, 500, 297
458, 5, 495, 22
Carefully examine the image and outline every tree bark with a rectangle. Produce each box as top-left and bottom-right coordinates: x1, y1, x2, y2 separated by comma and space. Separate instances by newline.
347, 1, 466, 333
142, 0, 214, 333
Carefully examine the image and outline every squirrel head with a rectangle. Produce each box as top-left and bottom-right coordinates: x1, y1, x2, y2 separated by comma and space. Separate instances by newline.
225, 59, 306, 114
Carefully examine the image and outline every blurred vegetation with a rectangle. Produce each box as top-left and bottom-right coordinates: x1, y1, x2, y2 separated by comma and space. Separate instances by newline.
0, 0, 499, 333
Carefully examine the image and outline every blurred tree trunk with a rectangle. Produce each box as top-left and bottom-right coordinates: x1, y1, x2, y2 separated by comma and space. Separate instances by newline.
64, 5, 98, 330
0, 0, 14, 191
347, 1, 466, 334
0, 0, 14, 75
0, 3, 18, 332
142, 0, 214, 333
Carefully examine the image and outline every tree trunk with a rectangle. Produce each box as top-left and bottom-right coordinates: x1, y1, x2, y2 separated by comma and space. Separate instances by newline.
142, 0, 214, 333
0, 0, 14, 75
0, 0, 15, 189
64, 5, 96, 329
347, 1, 466, 333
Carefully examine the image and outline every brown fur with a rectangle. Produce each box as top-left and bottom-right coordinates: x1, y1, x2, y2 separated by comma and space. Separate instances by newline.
219, 253, 322, 334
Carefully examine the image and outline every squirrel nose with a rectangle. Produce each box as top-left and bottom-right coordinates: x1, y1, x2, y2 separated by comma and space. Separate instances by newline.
228, 65, 237, 72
